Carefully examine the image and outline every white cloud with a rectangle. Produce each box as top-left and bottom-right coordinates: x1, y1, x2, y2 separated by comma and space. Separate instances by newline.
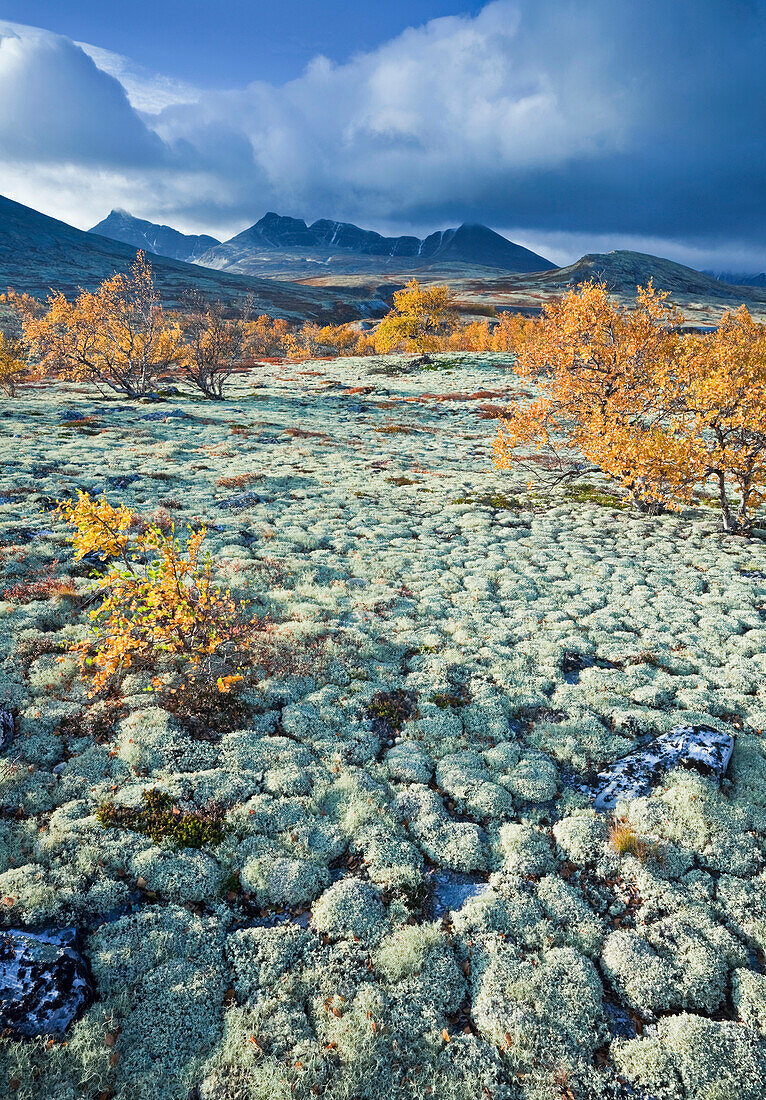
0, 23, 164, 165
76, 40, 202, 114
0, 3, 764, 270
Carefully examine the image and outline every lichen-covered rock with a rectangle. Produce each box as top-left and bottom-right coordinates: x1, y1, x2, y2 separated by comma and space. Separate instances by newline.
0, 928, 92, 1037
384, 741, 434, 783
613, 1012, 766, 1099
601, 906, 746, 1017
732, 967, 766, 1035
131, 846, 225, 903
240, 841, 330, 908
593, 725, 735, 811
498, 823, 556, 876
472, 942, 606, 1072
506, 752, 558, 803
553, 811, 608, 867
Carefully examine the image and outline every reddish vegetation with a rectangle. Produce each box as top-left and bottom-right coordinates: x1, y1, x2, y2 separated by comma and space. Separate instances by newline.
216, 472, 264, 489
2, 578, 77, 603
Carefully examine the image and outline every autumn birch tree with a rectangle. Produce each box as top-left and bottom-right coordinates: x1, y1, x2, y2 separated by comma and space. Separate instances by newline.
177, 295, 242, 399
493, 281, 695, 509
373, 279, 458, 354
7, 252, 181, 397
676, 307, 766, 533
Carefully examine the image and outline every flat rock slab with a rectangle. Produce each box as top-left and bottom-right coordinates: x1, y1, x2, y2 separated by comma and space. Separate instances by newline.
426, 870, 489, 919
592, 724, 735, 812
0, 928, 93, 1038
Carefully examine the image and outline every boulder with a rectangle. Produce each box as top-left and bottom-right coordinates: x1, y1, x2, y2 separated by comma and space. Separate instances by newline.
593, 724, 734, 811
0, 928, 93, 1037
0, 711, 13, 751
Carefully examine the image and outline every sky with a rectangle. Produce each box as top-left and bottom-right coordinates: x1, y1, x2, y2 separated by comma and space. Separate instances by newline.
0, 0, 764, 271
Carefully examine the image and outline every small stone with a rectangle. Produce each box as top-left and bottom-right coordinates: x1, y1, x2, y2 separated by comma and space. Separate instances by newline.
0, 711, 14, 751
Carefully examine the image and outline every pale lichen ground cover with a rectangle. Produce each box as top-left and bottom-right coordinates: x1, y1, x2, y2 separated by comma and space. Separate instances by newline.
2, 352, 766, 1098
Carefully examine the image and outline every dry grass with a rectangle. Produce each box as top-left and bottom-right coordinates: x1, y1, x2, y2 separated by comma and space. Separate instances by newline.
217, 472, 264, 489
609, 820, 655, 861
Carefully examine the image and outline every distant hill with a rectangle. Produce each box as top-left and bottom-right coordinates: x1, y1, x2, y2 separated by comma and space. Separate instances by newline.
521, 250, 766, 302
0, 195, 385, 321
705, 270, 766, 288
195, 212, 554, 277
90, 209, 220, 263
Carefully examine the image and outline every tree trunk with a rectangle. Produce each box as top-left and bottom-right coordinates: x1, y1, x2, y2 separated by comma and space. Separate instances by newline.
715, 470, 736, 533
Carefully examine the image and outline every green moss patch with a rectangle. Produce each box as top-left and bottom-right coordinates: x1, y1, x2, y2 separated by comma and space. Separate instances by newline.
96, 788, 226, 848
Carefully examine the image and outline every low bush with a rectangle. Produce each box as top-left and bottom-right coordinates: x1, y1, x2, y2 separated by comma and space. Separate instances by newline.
96, 787, 227, 848
58, 491, 263, 698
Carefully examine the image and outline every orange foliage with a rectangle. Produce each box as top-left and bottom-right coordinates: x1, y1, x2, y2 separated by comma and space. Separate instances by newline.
676, 307, 766, 531
493, 281, 693, 507
59, 491, 261, 695
8, 253, 181, 397
373, 280, 458, 353
493, 281, 766, 533
177, 296, 242, 399
0, 332, 29, 396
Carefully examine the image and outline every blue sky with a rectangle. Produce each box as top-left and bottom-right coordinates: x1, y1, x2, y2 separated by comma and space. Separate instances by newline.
0, 1, 764, 271
0, 1, 483, 86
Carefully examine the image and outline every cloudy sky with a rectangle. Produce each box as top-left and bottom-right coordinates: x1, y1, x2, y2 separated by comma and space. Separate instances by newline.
0, 0, 764, 270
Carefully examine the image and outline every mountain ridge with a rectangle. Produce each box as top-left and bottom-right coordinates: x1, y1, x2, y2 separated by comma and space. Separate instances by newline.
0, 195, 384, 321
90, 209, 220, 263
196, 212, 555, 275
517, 249, 766, 302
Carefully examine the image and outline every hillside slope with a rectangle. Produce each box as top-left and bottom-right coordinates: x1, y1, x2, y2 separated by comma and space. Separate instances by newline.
524, 249, 766, 301
0, 196, 383, 320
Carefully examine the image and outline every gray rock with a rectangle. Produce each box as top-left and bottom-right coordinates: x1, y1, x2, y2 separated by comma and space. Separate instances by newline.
427, 869, 489, 919
140, 409, 187, 421
0, 928, 93, 1038
593, 725, 734, 811
0, 711, 13, 751
218, 491, 265, 511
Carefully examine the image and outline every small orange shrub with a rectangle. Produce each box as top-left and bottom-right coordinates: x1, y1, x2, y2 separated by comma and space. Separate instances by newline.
609, 820, 654, 861
59, 491, 262, 696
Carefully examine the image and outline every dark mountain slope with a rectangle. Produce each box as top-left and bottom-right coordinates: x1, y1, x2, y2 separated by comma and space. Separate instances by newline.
0, 195, 382, 320
522, 250, 766, 301
196, 212, 554, 276
90, 210, 220, 263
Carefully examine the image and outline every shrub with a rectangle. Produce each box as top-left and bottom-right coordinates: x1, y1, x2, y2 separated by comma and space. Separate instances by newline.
0, 332, 29, 396
58, 491, 263, 697
176, 294, 242, 399
8, 252, 182, 398
493, 281, 766, 533
96, 787, 226, 848
373, 280, 458, 354
366, 689, 419, 730
493, 280, 690, 510
608, 820, 654, 861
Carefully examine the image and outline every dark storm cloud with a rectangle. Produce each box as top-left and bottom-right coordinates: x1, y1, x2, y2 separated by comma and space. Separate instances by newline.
0, 1, 764, 266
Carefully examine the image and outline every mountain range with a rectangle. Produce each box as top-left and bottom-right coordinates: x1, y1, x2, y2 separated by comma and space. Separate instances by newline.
90, 210, 554, 278
2, 195, 765, 329
0, 195, 387, 321
90, 209, 220, 263
706, 270, 766, 288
